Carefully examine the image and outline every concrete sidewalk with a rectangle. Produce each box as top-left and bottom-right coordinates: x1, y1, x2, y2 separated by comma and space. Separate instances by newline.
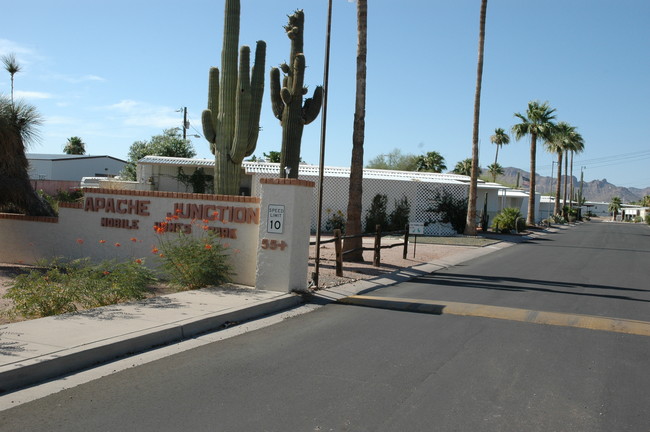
0, 287, 301, 394
0, 229, 543, 395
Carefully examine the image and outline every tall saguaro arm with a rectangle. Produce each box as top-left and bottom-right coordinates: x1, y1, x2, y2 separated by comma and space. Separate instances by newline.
269, 9, 323, 179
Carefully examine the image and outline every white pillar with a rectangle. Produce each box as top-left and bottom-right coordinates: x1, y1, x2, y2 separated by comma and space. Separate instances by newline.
256, 178, 314, 292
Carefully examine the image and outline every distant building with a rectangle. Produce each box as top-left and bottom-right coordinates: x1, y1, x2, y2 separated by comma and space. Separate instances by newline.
27, 153, 127, 195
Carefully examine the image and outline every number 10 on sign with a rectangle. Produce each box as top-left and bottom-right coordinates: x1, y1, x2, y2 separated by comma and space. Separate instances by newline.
267, 204, 285, 234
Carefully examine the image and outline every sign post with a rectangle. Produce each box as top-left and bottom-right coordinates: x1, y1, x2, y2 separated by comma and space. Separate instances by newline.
408, 222, 424, 258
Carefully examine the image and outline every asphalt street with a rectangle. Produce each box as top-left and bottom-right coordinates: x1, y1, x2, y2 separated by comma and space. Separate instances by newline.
1, 221, 648, 431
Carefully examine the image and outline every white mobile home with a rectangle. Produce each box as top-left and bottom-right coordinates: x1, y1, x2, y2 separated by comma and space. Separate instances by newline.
136, 156, 508, 235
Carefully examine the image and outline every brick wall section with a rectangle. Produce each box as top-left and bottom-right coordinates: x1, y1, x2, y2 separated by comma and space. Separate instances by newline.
0, 213, 59, 223
82, 188, 261, 203
259, 178, 315, 188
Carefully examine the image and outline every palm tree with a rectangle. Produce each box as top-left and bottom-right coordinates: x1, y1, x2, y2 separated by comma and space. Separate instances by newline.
512, 101, 556, 226
608, 196, 622, 221
453, 158, 474, 176
63, 136, 87, 155
544, 122, 574, 216
343, 0, 367, 262
567, 131, 584, 210
0, 96, 55, 216
416, 151, 447, 173
465, 0, 488, 236
2, 53, 21, 104
487, 162, 504, 182
490, 128, 510, 167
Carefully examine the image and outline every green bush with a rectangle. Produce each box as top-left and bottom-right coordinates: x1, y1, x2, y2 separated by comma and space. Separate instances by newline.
633, 216, 643, 223
426, 190, 468, 234
492, 208, 525, 233
4, 258, 156, 319
389, 196, 410, 232
74, 259, 157, 308
324, 209, 346, 233
365, 194, 389, 233
155, 224, 233, 290
646, 214, 650, 225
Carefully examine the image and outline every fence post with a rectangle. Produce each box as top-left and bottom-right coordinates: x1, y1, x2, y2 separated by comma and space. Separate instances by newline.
403, 223, 409, 259
334, 229, 343, 277
373, 224, 381, 267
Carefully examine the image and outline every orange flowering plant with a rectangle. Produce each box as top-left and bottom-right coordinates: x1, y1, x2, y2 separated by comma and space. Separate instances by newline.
152, 216, 233, 290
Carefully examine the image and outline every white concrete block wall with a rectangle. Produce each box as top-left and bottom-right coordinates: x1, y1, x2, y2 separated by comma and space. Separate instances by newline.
255, 178, 314, 293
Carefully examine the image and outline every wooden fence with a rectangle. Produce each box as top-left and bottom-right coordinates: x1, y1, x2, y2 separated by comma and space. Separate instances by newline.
311, 225, 412, 277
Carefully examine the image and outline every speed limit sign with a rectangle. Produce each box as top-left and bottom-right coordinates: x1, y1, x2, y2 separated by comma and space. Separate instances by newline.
267, 204, 285, 234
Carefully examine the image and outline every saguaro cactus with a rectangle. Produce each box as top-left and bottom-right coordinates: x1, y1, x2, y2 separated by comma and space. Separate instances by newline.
202, 0, 265, 195
270, 9, 323, 179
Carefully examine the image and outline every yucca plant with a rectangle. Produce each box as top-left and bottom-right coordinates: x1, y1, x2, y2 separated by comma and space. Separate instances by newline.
492, 207, 525, 233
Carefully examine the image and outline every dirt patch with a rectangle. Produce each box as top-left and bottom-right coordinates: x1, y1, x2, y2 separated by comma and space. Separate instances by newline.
308, 236, 480, 289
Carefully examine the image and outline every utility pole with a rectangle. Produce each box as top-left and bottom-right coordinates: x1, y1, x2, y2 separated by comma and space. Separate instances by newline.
182, 107, 188, 140
579, 166, 585, 205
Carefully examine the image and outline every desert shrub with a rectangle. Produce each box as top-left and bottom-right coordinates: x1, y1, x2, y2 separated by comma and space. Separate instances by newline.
55, 188, 84, 203
389, 196, 410, 232
155, 222, 233, 290
492, 207, 525, 233
365, 194, 389, 233
324, 209, 346, 233
426, 190, 468, 234
5, 266, 78, 318
73, 259, 156, 308
4, 258, 155, 318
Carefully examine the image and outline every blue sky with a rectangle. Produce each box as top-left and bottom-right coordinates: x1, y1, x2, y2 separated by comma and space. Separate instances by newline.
2, 0, 649, 189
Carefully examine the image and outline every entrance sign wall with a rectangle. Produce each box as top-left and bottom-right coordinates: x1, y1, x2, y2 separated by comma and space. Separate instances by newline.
0, 189, 261, 287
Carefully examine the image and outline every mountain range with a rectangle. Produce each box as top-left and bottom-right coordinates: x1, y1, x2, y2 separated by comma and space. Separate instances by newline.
493, 167, 650, 204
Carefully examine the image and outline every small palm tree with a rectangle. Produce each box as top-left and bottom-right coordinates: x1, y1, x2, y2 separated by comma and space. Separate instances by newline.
490, 128, 510, 167
512, 101, 557, 226
453, 158, 475, 176
63, 136, 87, 155
487, 162, 504, 182
416, 151, 447, 173
2, 53, 22, 104
608, 196, 622, 221
0, 96, 55, 216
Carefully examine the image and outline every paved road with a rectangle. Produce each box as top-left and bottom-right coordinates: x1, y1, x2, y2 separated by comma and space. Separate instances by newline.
1, 221, 648, 431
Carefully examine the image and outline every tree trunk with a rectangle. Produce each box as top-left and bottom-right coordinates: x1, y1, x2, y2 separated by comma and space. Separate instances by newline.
554, 152, 562, 216
526, 133, 537, 227
569, 151, 574, 209
343, 0, 367, 262
464, 0, 488, 236
562, 149, 569, 217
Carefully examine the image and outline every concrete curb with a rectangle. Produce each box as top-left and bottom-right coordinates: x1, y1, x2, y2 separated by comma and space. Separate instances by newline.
0, 294, 302, 394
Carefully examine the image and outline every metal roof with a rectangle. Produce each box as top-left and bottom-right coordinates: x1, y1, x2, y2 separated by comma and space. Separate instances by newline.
28, 153, 127, 163
137, 156, 513, 187
138, 156, 215, 167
